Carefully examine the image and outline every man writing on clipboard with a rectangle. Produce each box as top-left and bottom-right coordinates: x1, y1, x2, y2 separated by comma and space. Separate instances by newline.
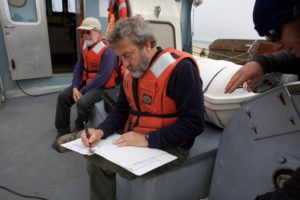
81, 17, 205, 200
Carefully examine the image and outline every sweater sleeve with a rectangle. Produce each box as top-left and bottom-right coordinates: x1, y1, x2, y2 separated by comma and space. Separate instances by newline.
147, 58, 205, 149
72, 51, 84, 89
254, 51, 300, 74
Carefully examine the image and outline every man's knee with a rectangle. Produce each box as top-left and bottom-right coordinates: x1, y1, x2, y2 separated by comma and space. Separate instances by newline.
77, 96, 93, 110
87, 159, 95, 175
57, 94, 66, 106
57, 89, 72, 102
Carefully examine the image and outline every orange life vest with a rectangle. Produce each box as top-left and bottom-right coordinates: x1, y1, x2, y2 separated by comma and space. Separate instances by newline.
106, 0, 128, 36
123, 48, 200, 134
82, 40, 117, 88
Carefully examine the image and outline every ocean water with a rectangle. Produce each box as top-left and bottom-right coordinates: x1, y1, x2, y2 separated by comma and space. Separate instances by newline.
192, 40, 211, 56
192, 40, 212, 49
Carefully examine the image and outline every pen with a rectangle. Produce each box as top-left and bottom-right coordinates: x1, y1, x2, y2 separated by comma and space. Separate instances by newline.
84, 121, 93, 149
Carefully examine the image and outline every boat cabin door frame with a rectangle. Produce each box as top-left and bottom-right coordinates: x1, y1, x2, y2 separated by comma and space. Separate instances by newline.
0, 0, 52, 80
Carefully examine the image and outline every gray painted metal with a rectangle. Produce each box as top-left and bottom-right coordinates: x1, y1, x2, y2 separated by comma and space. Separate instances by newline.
0, 93, 89, 200
91, 101, 222, 200
245, 86, 300, 140
0, 0, 52, 80
116, 125, 221, 200
209, 83, 300, 200
0, 17, 11, 92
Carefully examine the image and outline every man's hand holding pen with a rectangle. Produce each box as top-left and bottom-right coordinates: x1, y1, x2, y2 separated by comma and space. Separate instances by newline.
81, 128, 104, 147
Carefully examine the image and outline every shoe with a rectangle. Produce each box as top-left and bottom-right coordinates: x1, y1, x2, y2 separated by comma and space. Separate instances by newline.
52, 133, 77, 153
71, 127, 83, 133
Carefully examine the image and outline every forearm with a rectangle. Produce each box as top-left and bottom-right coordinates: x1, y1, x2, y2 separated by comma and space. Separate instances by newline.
81, 71, 111, 94
254, 51, 300, 74
72, 52, 84, 88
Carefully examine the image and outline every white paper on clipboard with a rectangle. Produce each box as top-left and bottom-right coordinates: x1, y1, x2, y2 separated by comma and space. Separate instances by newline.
62, 134, 177, 176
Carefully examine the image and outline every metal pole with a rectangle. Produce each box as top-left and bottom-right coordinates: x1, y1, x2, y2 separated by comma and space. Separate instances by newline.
0, 73, 5, 103
180, 0, 193, 53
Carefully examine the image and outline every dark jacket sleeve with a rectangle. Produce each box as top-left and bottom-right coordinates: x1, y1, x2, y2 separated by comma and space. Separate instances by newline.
254, 51, 300, 74
80, 48, 118, 94
147, 58, 205, 149
72, 51, 84, 89
255, 167, 300, 200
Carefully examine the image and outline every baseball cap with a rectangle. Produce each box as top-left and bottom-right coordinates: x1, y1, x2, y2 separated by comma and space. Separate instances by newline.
77, 17, 101, 30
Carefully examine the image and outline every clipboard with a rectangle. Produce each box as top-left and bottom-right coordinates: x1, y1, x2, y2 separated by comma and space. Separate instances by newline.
62, 134, 177, 176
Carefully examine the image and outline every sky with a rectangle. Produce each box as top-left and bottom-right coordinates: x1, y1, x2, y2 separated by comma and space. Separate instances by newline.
192, 0, 264, 42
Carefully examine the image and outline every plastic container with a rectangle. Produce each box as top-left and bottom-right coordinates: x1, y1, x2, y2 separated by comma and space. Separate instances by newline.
194, 56, 258, 128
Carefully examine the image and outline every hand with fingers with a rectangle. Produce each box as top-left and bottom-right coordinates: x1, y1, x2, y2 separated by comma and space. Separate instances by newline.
72, 88, 82, 102
225, 61, 265, 93
113, 131, 148, 147
81, 128, 104, 147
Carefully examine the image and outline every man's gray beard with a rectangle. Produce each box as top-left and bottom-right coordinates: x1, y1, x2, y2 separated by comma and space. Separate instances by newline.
128, 54, 150, 78
130, 70, 145, 78
86, 38, 98, 47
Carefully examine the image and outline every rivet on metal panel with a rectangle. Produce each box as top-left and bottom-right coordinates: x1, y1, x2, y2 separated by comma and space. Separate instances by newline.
11, 59, 16, 70
218, 160, 224, 168
244, 107, 252, 118
288, 114, 296, 125
214, 179, 221, 186
251, 124, 258, 134
245, 110, 252, 118
278, 93, 287, 105
277, 155, 287, 164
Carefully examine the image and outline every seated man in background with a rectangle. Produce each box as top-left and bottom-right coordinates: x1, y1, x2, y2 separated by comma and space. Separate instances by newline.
225, 0, 300, 199
53, 17, 118, 153
81, 17, 205, 200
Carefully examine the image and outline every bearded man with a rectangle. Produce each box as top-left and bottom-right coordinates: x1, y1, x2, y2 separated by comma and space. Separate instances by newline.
53, 17, 118, 153
80, 17, 205, 200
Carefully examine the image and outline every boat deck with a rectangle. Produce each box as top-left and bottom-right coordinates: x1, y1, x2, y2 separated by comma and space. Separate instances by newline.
0, 93, 89, 200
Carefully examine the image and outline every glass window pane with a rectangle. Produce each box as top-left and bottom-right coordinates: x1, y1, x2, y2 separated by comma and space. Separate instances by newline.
8, 0, 38, 22
68, 0, 76, 13
52, 0, 62, 12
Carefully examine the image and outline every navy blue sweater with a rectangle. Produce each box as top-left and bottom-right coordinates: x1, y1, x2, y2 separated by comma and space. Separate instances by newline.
97, 48, 205, 150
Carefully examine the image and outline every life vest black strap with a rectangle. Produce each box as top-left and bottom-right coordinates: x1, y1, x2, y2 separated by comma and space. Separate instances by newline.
127, 78, 141, 132
129, 109, 178, 118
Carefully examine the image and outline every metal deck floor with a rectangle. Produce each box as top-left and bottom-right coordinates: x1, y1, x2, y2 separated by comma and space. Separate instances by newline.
0, 93, 89, 200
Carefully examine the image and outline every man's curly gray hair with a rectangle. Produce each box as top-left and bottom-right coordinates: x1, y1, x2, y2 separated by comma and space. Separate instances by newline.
107, 17, 157, 49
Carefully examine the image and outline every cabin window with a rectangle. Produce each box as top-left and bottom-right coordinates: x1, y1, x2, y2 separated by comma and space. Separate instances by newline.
149, 22, 177, 49
52, 0, 63, 12
8, 0, 26, 7
68, 0, 76, 13
8, 0, 38, 22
